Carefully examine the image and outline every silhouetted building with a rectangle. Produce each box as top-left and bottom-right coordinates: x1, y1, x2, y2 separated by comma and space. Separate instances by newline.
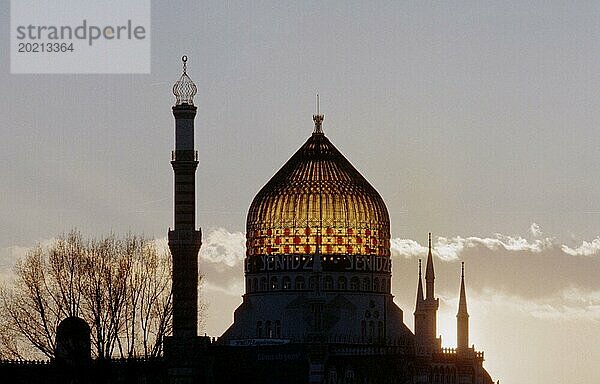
0, 58, 496, 384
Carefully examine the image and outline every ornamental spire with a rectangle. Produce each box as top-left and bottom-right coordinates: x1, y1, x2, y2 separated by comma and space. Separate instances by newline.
416, 259, 424, 308
313, 94, 324, 134
173, 55, 197, 106
425, 232, 435, 299
458, 262, 468, 314
457, 261, 470, 351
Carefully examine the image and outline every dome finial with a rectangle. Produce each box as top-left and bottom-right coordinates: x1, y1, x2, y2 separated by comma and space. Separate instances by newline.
173, 55, 197, 106
312, 94, 324, 134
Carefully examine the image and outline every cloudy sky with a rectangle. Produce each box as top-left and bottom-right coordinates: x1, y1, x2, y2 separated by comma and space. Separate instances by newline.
1, 1, 599, 383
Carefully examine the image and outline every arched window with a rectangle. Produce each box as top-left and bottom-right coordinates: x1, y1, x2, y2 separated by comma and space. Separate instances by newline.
260, 277, 267, 291
275, 320, 281, 338
265, 320, 272, 338
338, 276, 347, 290
282, 276, 291, 290
380, 279, 386, 292
369, 321, 375, 340
270, 276, 278, 290
246, 278, 251, 292
362, 277, 370, 291
350, 277, 359, 291
324, 275, 334, 290
252, 278, 258, 292
361, 320, 366, 339
373, 278, 379, 292
377, 321, 384, 342
295, 276, 305, 290
256, 321, 263, 338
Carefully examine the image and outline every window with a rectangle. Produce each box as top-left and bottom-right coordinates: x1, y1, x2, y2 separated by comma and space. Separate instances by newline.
377, 321, 384, 342
324, 275, 333, 290
265, 321, 272, 338
338, 276, 347, 290
260, 277, 267, 291
270, 276, 278, 290
373, 278, 379, 292
362, 277, 370, 291
295, 276, 305, 290
282, 276, 291, 289
361, 320, 366, 339
275, 320, 281, 338
256, 321, 262, 338
350, 277, 359, 291
252, 278, 258, 292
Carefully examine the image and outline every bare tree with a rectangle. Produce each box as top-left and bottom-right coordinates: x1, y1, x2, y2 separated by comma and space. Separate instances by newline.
0, 230, 194, 360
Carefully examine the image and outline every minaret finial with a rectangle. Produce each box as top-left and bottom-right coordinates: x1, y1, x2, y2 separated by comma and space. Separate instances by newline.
461, 261, 464, 279
312, 93, 324, 134
428, 232, 432, 249
173, 55, 197, 106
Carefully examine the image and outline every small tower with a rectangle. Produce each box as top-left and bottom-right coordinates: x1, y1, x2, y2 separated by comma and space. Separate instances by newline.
457, 262, 470, 352
425, 233, 435, 300
413, 259, 426, 352
414, 233, 441, 354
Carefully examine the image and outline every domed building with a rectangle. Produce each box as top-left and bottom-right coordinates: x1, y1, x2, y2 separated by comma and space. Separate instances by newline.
212, 105, 494, 384
221, 112, 413, 346
0, 60, 496, 384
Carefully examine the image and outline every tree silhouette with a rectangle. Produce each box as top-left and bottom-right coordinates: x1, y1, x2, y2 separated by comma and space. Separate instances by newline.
0, 230, 197, 360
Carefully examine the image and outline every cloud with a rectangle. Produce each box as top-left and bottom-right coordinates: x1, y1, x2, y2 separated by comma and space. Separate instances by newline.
561, 237, 600, 256
472, 288, 600, 321
200, 228, 245, 267
2, 225, 599, 321
392, 229, 556, 263
390, 238, 426, 259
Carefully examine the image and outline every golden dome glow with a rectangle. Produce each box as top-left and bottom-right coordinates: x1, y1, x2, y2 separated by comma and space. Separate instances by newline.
246, 129, 390, 258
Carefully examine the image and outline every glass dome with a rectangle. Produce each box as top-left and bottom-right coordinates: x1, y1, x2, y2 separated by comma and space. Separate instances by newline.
246, 127, 390, 262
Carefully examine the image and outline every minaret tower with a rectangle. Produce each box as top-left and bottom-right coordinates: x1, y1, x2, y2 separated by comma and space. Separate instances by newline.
414, 259, 426, 352
457, 262, 470, 352
168, 56, 202, 339
414, 233, 441, 354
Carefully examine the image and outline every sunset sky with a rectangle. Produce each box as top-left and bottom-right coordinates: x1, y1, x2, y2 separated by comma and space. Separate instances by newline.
1, 2, 599, 383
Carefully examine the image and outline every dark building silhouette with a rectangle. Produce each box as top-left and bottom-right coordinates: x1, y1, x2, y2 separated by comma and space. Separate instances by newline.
0, 58, 496, 384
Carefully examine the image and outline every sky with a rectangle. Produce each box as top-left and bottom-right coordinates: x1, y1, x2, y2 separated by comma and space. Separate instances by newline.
1, 1, 599, 383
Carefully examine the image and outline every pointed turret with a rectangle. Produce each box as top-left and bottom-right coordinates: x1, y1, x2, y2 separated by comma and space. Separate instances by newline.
425, 232, 435, 300
457, 262, 470, 351
414, 259, 426, 353
416, 259, 424, 306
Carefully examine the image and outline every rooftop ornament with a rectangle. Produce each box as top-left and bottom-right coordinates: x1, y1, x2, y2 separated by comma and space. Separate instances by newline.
173, 55, 197, 106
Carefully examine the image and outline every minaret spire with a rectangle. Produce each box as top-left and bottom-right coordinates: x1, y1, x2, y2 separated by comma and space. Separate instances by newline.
425, 232, 435, 300
312, 94, 324, 134
457, 261, 470, 351
416, 259, 424, 305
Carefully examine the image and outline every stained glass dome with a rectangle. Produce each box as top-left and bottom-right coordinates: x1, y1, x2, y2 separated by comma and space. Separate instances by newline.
246, 117, 390, 263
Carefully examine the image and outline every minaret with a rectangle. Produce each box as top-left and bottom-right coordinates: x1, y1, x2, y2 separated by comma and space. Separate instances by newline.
168, 56, 202, 339
413, 259, 426, 352
457, 262, 470, 352
423, 233, 440, 351
425, 233, 435, 300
